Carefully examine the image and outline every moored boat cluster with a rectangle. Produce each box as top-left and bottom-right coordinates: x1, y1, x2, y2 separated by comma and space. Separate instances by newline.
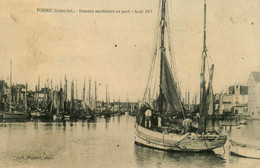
0, 74, 139, 120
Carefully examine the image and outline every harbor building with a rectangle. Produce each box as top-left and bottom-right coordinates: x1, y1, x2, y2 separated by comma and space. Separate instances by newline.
0, 80, 9, 111
248, 71, 260, 119
219, 84, 248, 116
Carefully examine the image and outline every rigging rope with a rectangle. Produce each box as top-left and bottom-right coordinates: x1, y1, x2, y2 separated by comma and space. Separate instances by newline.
143, 35, 159, 102
142, 1, 162, 102
165, 1, 181, 100
151, 55, 159, 100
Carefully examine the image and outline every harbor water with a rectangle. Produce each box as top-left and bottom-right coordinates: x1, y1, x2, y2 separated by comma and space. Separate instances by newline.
0, 114, 259, 168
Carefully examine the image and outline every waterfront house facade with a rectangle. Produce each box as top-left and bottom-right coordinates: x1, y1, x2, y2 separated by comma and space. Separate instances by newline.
219, 84, 248, 116
248, 71, 260, 119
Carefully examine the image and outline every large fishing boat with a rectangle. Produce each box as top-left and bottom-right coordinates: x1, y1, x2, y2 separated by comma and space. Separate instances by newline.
134, 0, 226, 152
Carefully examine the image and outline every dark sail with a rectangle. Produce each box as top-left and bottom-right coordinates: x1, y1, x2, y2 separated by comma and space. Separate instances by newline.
161, 53, 183, 114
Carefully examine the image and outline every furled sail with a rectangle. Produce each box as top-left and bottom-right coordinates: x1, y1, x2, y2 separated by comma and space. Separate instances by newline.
206, 64, 214, 115
207, 86, 214, 116
198, 64, 214, 133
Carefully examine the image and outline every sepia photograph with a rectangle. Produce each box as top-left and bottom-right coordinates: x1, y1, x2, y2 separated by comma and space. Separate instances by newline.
0, 0, 259, 167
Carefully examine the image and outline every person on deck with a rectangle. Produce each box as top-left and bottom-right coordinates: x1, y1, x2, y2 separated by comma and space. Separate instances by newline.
145, 108, 152, 128
182, 116, 192, 134
158, 115, 162, 127
195, 113, 200, 128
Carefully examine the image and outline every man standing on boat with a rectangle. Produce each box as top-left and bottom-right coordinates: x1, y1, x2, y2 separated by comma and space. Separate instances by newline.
182, 116, 192, 134
145, 107, 152, 128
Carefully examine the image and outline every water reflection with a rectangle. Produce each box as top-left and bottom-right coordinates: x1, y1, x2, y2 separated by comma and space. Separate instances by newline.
0, 116, 260, 168
106, 117, 111, 123
2, 118, 29, 123
134, 145, 225, 168
117, 115, 120, 123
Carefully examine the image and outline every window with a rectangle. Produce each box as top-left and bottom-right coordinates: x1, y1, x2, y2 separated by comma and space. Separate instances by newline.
235, 110, 238, 114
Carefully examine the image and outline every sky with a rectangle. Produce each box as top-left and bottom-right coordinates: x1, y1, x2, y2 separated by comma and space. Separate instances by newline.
0, 0, 259, 102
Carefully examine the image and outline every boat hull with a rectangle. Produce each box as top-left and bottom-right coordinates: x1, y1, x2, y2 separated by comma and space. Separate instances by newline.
31, 112, 41, 117
251, 116, 260, 120
250, 112, 260, 120
230, 140, 260, 159
53, 114, 63, 120
3, 112, 28, 119
85, 115, 93, 119
135, 124, 227, 152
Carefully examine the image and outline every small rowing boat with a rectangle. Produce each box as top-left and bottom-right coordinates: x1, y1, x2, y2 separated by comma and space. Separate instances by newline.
229, 140, 260, 159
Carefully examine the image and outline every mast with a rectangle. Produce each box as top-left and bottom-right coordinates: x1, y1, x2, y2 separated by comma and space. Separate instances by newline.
83, 78, 86, 109
64, 75, 67, 101
47, 79, 49, 90
60, 83, 63, 114
89, 77, 91, 107
43, 82, 46, 107
59, 77, 62, 92
106, 84, 108, 110
50, 79, 53, 113
17, 86, 20, 106
25, 82, 27, 111
188, 73, 190, 110
46, 79, 49, 108
200, 0, 207, 105
37, 76, 40, 109
63, 75, 67, 114
76, 79, 78, 99
38, 76, 40, 91
131, 102, 133, 113
56, 85, 60, 115
9, 61, 12, 113
71, 80, 74, 112
113, 99, 115, 112
118, 98, 120, 111
94, 80, 97, 110
198, 0, 208, 133
195, 92, 197, 105
219, 91, 223, 116
185, 89, 187, 106
159, 0, 166, 114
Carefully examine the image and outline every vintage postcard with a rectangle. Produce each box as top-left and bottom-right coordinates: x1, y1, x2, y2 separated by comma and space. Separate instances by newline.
0, 0, 259, 167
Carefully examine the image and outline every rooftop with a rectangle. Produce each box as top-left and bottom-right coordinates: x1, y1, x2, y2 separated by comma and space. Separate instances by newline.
251, 71, 260, 83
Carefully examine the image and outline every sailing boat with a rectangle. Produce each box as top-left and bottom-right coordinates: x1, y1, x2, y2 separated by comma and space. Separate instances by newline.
134, 0, 226, 152
3, 61, 28, 119
103, 84, 111, 117
83, 78, 94, 119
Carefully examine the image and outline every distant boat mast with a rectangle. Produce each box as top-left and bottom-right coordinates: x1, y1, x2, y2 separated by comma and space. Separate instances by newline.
94, 80, 97, 110
83, 78, 86, 109
25, 82, 27, 111
106, 84, 108, 110
88, 77, 91, 107
9, 61, 12, 113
